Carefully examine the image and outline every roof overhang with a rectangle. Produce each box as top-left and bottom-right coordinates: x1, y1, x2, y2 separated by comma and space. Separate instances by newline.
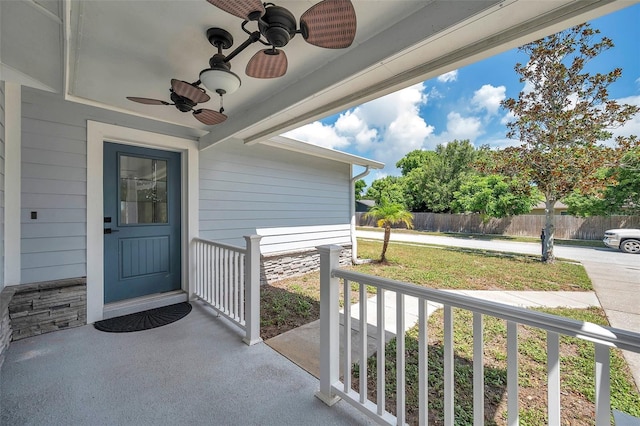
1, 0, 634, 150
261, 135, 384, 169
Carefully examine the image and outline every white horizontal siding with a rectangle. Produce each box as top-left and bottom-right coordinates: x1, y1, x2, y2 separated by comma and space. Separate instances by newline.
258, 224, 351, 254
21, 103, 87, 283
22, 236, 86, 253
199, 139, 351, 248
19, 87, 198, 284
0, 82, 5, 289
21, 264, 87, 285
22, 162, 86, 181
20, 208, 86, 223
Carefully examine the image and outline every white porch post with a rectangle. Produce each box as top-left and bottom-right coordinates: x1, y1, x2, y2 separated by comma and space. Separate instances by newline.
4, 82, 21, 286
315, 244, 342, 406
243, 234, 262, 346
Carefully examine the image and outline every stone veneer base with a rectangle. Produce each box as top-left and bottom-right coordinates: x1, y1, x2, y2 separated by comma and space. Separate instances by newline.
5, 277, 87, 342
261, 245, 352, 285
0, 286, 15, 370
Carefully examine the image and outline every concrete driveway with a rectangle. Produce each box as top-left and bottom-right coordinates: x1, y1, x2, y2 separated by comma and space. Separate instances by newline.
357, 228, 640, 387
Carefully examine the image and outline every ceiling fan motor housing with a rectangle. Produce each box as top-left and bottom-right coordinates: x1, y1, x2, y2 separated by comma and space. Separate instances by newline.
170, 92, 196, 112
259, 5, 297, 47
209, 53, 232, 70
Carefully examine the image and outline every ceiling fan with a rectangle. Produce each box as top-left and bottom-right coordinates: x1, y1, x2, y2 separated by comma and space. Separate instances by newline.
126, 79, 228, 125
205, 0, 357, 79
127, 1, 356, 126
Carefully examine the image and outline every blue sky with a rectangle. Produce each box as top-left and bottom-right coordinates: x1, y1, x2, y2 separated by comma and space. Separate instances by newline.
284, 4, 640, 183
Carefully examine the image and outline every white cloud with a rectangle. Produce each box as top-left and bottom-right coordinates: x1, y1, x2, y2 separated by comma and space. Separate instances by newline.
283, 121, 351, 150
284, 83, 433, 172
437, 70, 458, 83
471, 84, 506, 115
421, 111, 484, 150
609, 95, 640, 141
500, 110, 516, 126
522, 79, 535, 95
333, 109, 378, 151
445, 112, 483, 140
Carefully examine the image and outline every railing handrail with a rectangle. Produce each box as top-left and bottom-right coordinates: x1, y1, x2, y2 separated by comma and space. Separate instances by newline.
193, 237, 247, 254
193, 235, 262, 345
333, 268, 640, 353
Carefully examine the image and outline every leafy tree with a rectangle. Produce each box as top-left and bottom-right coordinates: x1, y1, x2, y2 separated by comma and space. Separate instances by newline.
354, 179, 367, 201
404, 140, 477, 212
486, 23, 639, 262
564, 147, 640, 216
364, 176, 406, 206
396, 150, 437, 176
453, 175, 542, 223
363, 202, 413, 263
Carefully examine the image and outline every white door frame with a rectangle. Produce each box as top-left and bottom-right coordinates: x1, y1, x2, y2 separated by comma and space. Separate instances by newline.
86, 121, 199, 323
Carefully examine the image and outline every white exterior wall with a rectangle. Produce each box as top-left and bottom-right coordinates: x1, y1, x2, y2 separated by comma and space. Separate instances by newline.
19, 88, 198, 284
199, 139, 351, 249
16, 87, 356, 284
0, 82, 5, 290
21, 109, 87, 283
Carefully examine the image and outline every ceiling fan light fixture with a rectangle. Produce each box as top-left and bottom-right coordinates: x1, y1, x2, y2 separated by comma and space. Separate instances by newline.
199, 67, 241, 95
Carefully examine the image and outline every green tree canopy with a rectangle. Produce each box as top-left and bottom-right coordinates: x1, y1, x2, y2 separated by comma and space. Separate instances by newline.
484, 23, 639, 262
404, 139, 478, 212
354, 179, 367, 201
364, 176, 406, 206
396, 150, 437, 176
453, 175, 542, 222
564, 147, 640, 216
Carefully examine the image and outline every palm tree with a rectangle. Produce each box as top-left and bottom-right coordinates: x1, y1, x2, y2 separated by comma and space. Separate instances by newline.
364, 202, 413, 263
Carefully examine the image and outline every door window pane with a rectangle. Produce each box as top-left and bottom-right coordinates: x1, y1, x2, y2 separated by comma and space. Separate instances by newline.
120, 155, 168, 224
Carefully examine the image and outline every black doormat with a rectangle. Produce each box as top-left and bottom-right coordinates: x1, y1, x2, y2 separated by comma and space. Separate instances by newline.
94, 302, 192, 333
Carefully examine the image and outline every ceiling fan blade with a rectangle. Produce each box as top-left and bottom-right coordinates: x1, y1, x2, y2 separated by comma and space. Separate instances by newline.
171, 79, 210, 104
245, 49, 288, 79
127, 97, 171, 105
300, 0, 357, 49
205, 0, 265, 21
193, 109, 228, 126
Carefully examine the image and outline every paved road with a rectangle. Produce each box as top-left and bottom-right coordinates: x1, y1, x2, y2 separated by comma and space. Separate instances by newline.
357, 228, 640, 388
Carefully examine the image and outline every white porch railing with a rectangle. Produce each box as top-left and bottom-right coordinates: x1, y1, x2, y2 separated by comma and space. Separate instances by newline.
315, 245, 640, 426
193, 235, 262, 345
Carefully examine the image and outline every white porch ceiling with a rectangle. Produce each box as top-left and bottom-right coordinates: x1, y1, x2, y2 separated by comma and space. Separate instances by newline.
3, 1, 634, 148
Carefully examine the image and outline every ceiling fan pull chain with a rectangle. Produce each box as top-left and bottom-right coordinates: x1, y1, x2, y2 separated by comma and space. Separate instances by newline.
219, 93, 225, 114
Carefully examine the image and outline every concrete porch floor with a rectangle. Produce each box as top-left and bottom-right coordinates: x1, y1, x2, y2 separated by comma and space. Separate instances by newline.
0, 301, 373, 426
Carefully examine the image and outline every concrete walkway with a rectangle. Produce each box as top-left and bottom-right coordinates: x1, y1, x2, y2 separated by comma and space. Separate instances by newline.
266, 290, 600, 379
582, 261, 640, 387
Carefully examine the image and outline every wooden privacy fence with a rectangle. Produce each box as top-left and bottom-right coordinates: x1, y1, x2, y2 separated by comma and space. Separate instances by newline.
357, 212, 640, 240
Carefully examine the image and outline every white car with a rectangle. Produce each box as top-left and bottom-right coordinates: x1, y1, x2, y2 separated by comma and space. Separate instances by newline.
603, 229, 640, 254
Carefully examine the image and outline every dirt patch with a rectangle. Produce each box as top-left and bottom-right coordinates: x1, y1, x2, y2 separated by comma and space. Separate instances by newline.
260, 271, 365, 340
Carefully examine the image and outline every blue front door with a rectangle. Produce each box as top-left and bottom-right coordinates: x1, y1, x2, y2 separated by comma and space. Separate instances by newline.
103, 143, 182, 304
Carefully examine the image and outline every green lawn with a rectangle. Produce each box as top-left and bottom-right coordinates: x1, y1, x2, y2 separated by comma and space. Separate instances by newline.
355, 307, 640, 425
261, 239, 593, 339
356, 239, 592, 291
260, 238, 638, 423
